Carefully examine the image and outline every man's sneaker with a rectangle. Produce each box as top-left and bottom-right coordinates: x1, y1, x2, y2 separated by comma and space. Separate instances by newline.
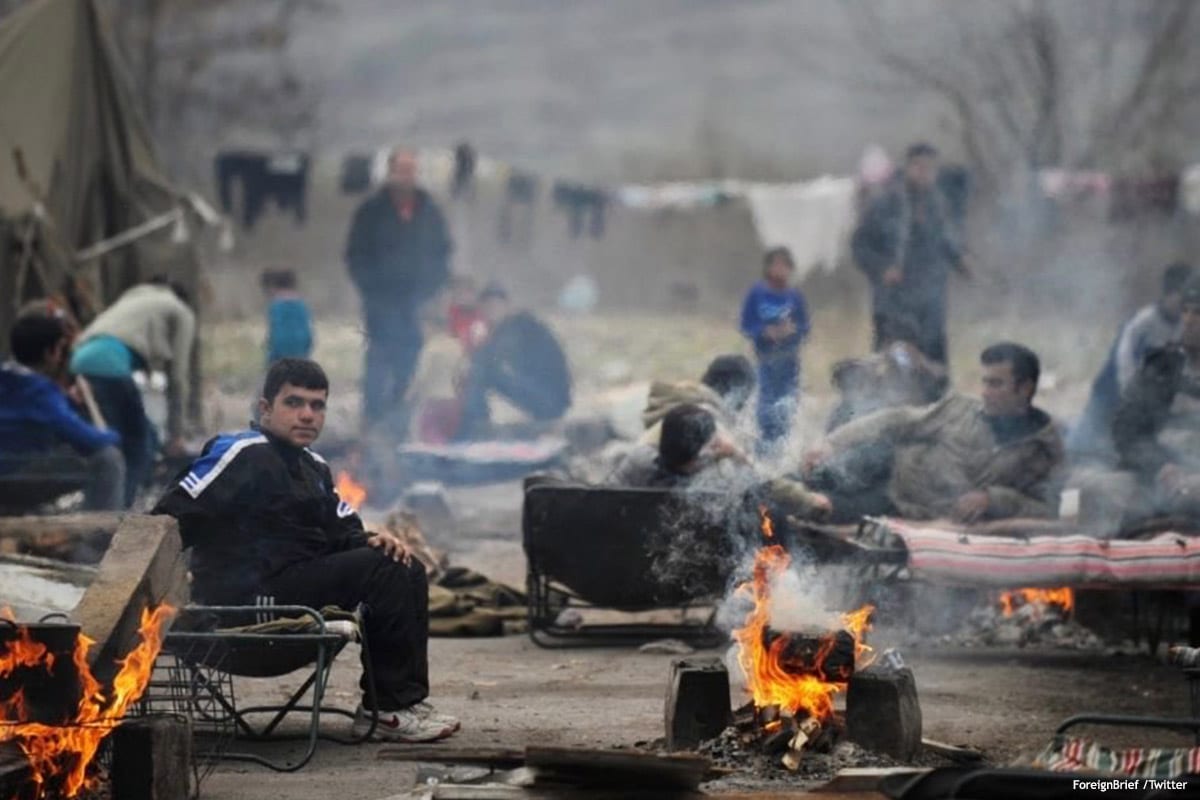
410, 701, 461, 733
352, 704, 454, 742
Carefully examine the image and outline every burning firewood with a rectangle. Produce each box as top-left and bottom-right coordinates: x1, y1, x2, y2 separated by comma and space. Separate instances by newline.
781, 716, 823, 771
726, 509, 878, 770
764, 626, 857, 683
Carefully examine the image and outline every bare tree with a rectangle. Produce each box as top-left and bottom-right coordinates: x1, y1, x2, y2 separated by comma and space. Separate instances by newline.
837, 0, 1200, 195
102, 0, 332, 181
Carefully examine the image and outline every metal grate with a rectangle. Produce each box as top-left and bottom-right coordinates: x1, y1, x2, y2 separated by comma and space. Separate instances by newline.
129, 648, 236, 782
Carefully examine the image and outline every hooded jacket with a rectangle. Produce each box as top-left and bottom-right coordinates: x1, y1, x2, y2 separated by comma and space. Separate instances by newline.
0, 361, 119, 459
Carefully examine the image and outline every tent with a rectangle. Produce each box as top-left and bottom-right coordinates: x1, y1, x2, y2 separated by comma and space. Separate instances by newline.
0, 0, 203, 348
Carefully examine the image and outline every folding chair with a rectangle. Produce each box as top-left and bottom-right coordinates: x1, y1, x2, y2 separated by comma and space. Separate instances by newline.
522, 479, 743, 648
153, 604, 378, 772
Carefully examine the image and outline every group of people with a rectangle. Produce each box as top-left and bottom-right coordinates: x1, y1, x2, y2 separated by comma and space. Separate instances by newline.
344, 147, 571, 445
0, 278, 195, 510
736, 142, 966, 451
606, 340, 1063, 529
4, 138, 1198, 753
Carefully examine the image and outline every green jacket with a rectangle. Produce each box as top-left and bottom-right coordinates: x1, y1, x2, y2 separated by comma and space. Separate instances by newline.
825, 393, 1064, 520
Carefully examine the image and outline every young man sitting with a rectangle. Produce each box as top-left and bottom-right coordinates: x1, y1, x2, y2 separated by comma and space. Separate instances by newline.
154, 358, 459, 742
0, 310, 125, 510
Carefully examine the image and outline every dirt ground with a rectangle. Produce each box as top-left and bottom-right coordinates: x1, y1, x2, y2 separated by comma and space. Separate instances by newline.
196, 482, 1195, 800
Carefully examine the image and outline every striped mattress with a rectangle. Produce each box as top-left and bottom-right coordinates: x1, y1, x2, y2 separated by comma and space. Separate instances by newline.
879, 519, 1200, 588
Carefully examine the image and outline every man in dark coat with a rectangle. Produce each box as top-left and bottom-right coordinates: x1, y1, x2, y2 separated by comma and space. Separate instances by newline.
851, 143, 967, 364
345, 149, 452, 428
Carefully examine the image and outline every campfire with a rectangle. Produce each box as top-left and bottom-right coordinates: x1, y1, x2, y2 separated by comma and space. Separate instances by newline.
729, 510, 875, 770
998, 587, 1074, 619
0, 605, 175, 799
335, 470, 368, 512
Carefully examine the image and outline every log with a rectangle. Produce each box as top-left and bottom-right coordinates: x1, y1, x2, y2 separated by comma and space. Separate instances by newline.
920, 738, 984, 763
812, 766, 931, 794
0, 512, 121, 563
376, 746, 527, 768
0, 512, 123, 542
764, 627, 856, 682
523, 747, 712, 791
0, 743, 31, 797
70, 514, 186, 680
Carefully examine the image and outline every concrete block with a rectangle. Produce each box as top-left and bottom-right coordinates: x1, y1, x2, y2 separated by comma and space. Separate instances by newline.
846, 665, 922, 762
111, 717, 192, 800
664, 656, 731, 750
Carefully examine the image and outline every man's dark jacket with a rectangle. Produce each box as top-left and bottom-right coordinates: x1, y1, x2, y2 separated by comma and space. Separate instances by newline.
344, 187, 451, 325
154, 429, 368, 603
1112, 344, 1196, 478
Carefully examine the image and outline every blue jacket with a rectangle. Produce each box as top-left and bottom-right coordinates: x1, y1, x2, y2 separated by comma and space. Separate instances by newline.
0, 362, 120, 458
739, 282, 810, 357
266, 297, 314, 362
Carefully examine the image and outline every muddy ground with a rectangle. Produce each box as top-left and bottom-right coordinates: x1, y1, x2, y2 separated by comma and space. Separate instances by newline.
196, 482, 1195, 800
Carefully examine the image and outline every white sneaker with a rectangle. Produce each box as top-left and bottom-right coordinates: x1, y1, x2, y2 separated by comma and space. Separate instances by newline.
352, 704, 454, 742
410, 701, 461, 733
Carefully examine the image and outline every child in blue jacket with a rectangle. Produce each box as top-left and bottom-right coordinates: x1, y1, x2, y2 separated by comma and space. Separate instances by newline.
262, 268, 314, 364
739, 247, 810, 448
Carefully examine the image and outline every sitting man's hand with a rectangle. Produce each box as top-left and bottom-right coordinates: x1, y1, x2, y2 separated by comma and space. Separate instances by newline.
163, 437, 189, 458
954, 490, 990, 523
368, 531, 413, 566
808, 492, 833, 520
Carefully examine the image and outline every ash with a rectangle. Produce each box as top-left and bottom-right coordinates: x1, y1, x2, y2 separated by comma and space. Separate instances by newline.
696, 729, 940, 790
906, 600, 1109, 651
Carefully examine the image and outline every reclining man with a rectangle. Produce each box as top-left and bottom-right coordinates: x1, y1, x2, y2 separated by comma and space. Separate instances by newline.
0, 310, 125, 510
1111, 275, 1200, 519
801, 342, 1064, 524
609, 403, 831, 518
638, 354, 757, 448
155, 358, 459, 743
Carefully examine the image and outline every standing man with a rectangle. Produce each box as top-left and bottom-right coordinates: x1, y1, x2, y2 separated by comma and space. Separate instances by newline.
345, 148, 452, 431
852, 142, 967, 364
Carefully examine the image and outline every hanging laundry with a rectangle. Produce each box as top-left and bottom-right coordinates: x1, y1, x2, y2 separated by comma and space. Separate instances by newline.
553, 182, 608, 239
214, 150, 310, 230
499, 171, 538, 244
451, 142, 477, 200
340, 153, 374, 194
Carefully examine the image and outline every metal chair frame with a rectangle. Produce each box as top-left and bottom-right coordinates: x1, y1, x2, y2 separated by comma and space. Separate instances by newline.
155, 604, 378, 772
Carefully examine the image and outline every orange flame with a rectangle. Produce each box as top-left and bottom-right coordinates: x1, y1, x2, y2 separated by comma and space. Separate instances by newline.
336, 470, 368, 512
733, 511, 873, 722
998, 588, 1074, 617
0, 604, 175, 798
